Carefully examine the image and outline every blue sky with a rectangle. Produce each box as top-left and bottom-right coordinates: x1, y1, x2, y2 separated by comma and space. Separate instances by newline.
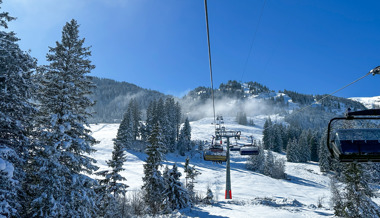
3, 0, 380, 98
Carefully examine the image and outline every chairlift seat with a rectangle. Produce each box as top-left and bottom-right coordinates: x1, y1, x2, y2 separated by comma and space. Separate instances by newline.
332, 129, 380, 162
210, 144, 223, 152
240, 146, 259, 155
203, 150, 227, 162
230, 146, 241, 151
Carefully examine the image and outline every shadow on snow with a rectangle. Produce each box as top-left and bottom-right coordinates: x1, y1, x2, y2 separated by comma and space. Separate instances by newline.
182, 205, 229, 218
285, 174, 325, 188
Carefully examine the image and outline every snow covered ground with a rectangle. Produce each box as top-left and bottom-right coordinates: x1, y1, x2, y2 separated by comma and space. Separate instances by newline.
89, 116, 334, 217
350, 96, 380, 109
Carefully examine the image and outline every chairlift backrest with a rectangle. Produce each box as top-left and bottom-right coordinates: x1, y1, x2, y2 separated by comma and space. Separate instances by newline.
240, 146, 259, 155
335, 129, 380, 141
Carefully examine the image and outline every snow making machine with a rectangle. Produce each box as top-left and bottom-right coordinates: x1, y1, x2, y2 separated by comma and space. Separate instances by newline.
327, 109, 380, 162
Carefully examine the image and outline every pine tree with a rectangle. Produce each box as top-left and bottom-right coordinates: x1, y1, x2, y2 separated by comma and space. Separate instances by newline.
286, 138, 299, 163
204, 188, 214, 204
184, 157, 191, 187
116, 105, 134, 149
264, 151, 274, 177
246, 142, 265, 173
178, 117, 191, 155
262, 118, 272, 150
130, 99, 141, 141
145, 100, 156, 138
156, 98, 165, 125
309, 132, 319, 162
236, 111, 248, 125
298, 130, 310, 162
96, 136, 128, 216
272, 124, 283, 153
162, 164, 190, 213
106, 140, 128, 196
0, 3, 36, 216
163, 98, 176, 152
30, 19, 98, 217
279, 124, 288, 151
330, 176, 344, 216
272, 156, 286, 179
318, 133, 330, 172
184, 157, 200, 201
174, 102, 182, 141
142, 122, 165, 215
145, 98, 181, 154
333, 163, 380, 217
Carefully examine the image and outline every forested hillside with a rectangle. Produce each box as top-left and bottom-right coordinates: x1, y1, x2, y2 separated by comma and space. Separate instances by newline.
88, 77, 169, 123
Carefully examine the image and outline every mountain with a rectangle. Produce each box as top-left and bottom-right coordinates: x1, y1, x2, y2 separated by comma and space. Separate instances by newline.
88, 77, 169, 123
180, 80, 367, 126
88, 78, 368, 126
87, 79, 377, 217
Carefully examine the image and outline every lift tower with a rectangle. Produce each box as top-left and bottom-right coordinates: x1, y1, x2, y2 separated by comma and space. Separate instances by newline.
214, 116, 241, 199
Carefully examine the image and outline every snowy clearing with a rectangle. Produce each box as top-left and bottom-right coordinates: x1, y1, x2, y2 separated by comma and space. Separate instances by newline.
89, 116, 334, 217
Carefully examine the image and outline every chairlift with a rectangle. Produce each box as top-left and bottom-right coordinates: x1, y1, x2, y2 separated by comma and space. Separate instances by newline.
327, 109, 380, 162
203, 150, 227, 162
240, 145, 259, 155
210, 137, 223, 152
203, 136, 227, 162
210, 144, 223, 152
239, 135, 259, 155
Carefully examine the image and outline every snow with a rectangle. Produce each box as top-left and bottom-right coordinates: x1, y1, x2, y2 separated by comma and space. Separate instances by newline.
0, 158, 5, 171
350, 96, 380, 109
89, 116, 334, 217
0, 148, 15, 179
0, 157, 14, 179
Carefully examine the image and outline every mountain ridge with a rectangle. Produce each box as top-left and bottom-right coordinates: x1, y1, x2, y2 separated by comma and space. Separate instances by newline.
89, 77, 371, 123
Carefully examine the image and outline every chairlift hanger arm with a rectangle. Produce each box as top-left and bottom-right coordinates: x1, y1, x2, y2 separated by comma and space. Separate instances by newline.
370, 66, 380, 76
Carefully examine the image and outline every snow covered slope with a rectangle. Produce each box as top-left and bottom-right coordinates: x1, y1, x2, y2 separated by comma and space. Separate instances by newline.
89, 116, 334, 217
350, 96, 380, 109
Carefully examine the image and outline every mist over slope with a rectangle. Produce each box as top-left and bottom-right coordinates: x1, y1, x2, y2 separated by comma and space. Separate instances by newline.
179, 81, 367, 129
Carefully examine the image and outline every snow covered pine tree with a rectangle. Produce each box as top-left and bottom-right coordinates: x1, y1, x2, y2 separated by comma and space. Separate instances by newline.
142, 122, 165, 214
162, 164, 190, 213
96, 132, 129, 217
0, 2, 36, 216
30, 19, 99, 217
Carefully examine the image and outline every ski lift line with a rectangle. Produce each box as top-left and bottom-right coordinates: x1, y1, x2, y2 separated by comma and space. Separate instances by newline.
317, 71, 375, 104
262, 67, 379, 132
240, 0, 267, 82
204, 0, 216, 128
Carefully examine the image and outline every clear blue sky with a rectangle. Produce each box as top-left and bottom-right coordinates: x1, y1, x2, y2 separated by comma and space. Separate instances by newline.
3, 0, 380, 98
